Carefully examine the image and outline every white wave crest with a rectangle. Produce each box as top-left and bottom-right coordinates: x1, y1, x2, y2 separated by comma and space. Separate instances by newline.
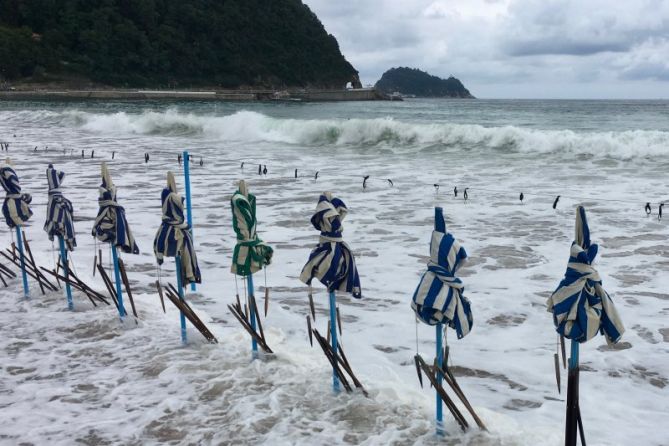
5, 108, 669, 159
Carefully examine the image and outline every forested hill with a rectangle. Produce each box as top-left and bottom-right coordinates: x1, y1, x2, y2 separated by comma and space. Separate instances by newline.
375, 67, 474, 98
0, 0, 360, 89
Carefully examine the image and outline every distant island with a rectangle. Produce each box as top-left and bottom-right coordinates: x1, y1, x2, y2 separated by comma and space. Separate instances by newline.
375, 67, 474, 98
0, 0, 361, 90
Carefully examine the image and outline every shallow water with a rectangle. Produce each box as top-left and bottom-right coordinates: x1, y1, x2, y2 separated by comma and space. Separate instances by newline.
0, 99, 667, 445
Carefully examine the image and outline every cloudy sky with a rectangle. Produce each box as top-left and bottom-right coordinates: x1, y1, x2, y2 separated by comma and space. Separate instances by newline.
303, 0, 669, 98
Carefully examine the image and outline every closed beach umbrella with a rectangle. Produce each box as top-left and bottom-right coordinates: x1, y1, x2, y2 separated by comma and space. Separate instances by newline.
155, 171, 200, 343
300, 192, 361, 392
92, 163, 139, 255
0, 162, 33, 297
231, 180, 273, 276
547, 206, 624, 343
154, 171, 201, 285
411, 210, 472, 338
300, 192, 361, 298
92, 162, 138, 319
44, 165, 76, 250
411, 207, 472, 433
0, 163, 32, 228
44, 164, 77, 309
547, 206, 624, 446
231, 180, 273, 356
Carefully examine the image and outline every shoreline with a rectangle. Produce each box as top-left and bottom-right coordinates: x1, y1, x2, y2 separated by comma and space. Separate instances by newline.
0, 88, 392, 102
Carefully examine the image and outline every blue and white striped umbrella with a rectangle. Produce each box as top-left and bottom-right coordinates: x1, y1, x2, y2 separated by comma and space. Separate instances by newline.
154, 171, 200, 285
547, 206, 624, 344
0, 164, 32, 228
91, 163, 139, 254
300, 192, 361, 298
411, 215, 473, 338
44, 164, 76, 251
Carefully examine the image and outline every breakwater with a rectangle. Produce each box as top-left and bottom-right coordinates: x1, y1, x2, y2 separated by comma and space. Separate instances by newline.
0, 88, 391, 102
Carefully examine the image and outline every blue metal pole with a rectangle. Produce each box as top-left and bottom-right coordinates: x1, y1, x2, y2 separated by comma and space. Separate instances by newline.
175, 255, 187, 345
15, 227, 29, 298
436, 324, 444, 433
569, 340, 579, 370
182, 150, 196, 292
434, 207, 445, 434
247, 274, 258, 358
329, 290, 340, 393
58, 236, 73, 310
111, 246, 125, 320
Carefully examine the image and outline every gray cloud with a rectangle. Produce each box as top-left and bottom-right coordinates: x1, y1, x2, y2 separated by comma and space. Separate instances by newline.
303, 0, 669, 98
505, 40, 629, 57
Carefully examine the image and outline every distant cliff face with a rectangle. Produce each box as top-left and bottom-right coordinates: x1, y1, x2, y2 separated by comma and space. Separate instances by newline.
375, 67, 474, 98
0, 0, 359, 89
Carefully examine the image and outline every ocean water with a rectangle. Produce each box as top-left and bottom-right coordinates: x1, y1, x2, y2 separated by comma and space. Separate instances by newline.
0, 99, 667, 446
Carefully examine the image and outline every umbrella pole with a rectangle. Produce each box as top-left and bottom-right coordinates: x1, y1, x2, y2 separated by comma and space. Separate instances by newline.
565, 340, 580, 446
175, 255, 187, 345
15, 227, 29, 298
111, 245, 126, 320
182, 150, 196, 292
247, 273, 259, 358
329, 290, 340, 393
436, 323, 444, 435
433, 206, 446, 435
58, 236, 73, 310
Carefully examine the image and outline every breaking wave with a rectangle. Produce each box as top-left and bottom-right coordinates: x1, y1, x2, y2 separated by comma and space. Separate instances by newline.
5, 108, 669, 159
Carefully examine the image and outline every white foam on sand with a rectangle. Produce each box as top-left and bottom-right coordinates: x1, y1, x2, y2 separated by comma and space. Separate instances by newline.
0, 105, 667, 445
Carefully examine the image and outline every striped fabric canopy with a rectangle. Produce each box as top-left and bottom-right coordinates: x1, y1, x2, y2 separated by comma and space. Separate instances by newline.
411, 213, 473, 338
91, 163, 139, 254
153, 171, 200, 285
230, 180, 273, 276
300, 192, 361, 298
547, 206, 624, 344
44, 164, 76, 251
0, 164, 33, 228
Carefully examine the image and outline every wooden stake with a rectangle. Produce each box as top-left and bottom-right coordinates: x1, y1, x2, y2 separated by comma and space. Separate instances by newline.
156, 280, 166, 313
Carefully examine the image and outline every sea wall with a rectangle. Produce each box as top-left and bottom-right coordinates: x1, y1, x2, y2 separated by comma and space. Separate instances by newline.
0, 88, 389, 102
